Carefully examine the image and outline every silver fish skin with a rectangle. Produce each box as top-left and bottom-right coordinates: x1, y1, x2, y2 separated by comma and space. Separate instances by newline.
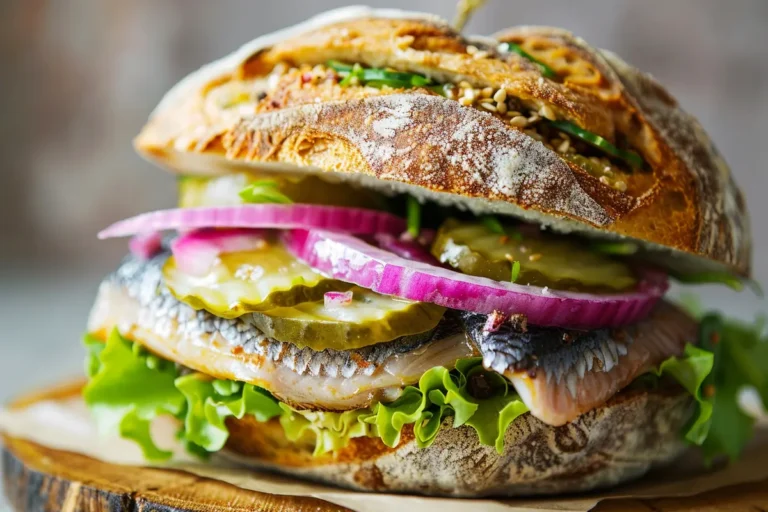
111, 252, 459, 379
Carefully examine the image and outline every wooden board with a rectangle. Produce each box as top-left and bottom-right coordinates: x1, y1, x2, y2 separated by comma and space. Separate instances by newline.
2, 382, 768, 512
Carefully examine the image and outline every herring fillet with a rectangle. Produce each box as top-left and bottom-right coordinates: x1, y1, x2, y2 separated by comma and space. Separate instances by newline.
462, 302, 696, 425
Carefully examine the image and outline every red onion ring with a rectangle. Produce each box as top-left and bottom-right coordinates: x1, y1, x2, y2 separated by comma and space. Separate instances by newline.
128, 232, 163, 260
171, 228, 267, 276
98, 205, 406, 240
285, 230, 668, 329
372, 232, 439, 265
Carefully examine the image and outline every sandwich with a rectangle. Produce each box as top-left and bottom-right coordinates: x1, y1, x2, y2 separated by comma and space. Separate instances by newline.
83, 6, 767, 497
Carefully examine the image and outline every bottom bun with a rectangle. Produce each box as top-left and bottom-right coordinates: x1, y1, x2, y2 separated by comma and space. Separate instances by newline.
221, 383, 693, 497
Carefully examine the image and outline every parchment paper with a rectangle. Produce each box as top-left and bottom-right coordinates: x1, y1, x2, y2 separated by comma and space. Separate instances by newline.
1, 395, 767, 512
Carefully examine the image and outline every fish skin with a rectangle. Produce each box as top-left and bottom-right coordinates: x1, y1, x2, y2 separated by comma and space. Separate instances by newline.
110, 252, 458, 378
461, 304, 697, 425
460, 311, 637, 383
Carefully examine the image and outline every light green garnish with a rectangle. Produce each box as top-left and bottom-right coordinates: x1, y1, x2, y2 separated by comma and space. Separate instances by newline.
498, 42, 557, 79
481, 215, 505, 235
510, 260, 521, 282
239, 180, 293, 204
407, 196, 421, 238
328, 60, 448, 96
591, 241, 639, 255
672, 271, 763, 297
549, 120, 646, 170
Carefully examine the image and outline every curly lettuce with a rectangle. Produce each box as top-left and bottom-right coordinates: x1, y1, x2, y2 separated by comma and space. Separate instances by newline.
83, 330, 529, 460
280, 357, 529, 456
83, 330, 281, 460
84, 308, 768, 464
650, 312, 768, 462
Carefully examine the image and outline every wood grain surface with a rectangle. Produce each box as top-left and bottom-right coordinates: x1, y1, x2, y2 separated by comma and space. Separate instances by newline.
2, 381, 768, 512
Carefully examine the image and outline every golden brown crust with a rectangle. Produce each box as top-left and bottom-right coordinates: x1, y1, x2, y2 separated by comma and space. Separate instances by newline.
136, 8, 750, 275
221, 384, 693, 497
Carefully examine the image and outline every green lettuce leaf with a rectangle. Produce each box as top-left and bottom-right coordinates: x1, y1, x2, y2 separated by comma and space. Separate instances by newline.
281, 358, 529, 455
83, 330, 185, 460
83, 332, 529, 459
175, 374, 282, 452
651, 343, 714, 445
651, 311, 768, 462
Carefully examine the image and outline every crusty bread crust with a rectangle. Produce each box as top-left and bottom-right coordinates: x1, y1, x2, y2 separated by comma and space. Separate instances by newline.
136, 7, 749, 275
221, 384, 692, 497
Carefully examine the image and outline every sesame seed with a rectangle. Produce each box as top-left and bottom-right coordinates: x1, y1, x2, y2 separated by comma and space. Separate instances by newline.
615, 180, 627, 192
473, 51, 490, 60
504, 253, 515, 262
459, 96, 474, 106
509, 115, 529, 128
481, 87, 494, 98
467, 45, 478, 55
493, 89, 507, 103
524, 129, 544, 141
496, 101, 508, 114
528, 253, 542, 262
599, 176, 611, 185
527, 113, 541, 124
539, 105, 556, 121
557, 139, 570, 153
459, 80, 472, 89
481, 102, 497, 112
463, 88, 477, 101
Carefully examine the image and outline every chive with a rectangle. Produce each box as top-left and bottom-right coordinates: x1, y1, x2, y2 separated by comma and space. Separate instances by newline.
499, 42, 557, 79
407, 196, 421, 238
510, 260, 521, 282
672, 272, 746, 292
481, 215, 505, 235
328, 60, 440, 93
591, 241, 639, 255
548, 120, 646, 170
239, 180, 293, 204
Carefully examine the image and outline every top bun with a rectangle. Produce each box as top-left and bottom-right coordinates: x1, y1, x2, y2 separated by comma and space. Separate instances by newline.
136, 7, 750, 276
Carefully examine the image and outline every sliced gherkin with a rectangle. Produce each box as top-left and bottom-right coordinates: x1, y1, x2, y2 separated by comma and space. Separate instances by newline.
178, 173, 386, 209
164, 241, 352, 319
250, 287, 446, 350
431, 219, 637, 293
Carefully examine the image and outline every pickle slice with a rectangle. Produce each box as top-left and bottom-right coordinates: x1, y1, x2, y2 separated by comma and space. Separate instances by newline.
178, 173, 387, 209
251, 287, 446, 350
431, 219, 637, 292
164, 240, 352, 319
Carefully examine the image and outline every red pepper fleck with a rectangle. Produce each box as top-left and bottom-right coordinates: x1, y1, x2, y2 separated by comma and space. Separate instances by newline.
710, 331, 721, 345
301, 72, 313, 84
231, 346, 244, 356
703, 384, 716, 398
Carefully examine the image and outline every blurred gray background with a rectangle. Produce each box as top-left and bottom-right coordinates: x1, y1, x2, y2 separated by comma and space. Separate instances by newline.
1, 0, 767, 401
